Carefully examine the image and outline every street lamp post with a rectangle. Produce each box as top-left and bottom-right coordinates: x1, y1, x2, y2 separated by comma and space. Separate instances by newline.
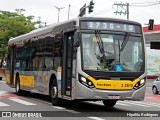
54, 6, 65, 23
68, 4, 70, 20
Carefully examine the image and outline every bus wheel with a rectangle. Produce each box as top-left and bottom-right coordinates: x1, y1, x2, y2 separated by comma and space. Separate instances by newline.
50, 80, 59, 106
15, 76, 22, 95
102, 100, 117, 107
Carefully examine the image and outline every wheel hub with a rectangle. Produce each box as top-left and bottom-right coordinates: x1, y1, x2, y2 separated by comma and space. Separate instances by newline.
51, 86, 57, 98
16, 81, 19, 92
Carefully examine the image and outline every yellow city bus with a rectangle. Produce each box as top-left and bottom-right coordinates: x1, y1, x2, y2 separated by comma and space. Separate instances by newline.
6, 17, 146, 107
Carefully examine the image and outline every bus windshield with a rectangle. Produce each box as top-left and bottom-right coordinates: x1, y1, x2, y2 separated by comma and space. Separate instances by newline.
81, 33, 144, 72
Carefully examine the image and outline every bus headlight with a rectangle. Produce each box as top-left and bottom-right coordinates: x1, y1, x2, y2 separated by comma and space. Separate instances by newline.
133, 78, 146, 90
140, 79, 145, 84
79, 75, 95, 88
80, 76, 87, 83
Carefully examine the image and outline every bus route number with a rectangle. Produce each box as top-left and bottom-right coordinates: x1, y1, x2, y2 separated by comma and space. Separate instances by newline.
121, 84, 133, 87
86, 21, 135, 32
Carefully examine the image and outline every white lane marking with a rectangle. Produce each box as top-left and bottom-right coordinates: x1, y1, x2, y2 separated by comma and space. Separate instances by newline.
88, 117, 105, 120
135, 101, 160, 107
0, 81, 5, 83
53, 106, 80, 114
147, 102, 160, 106
52, 106, 66, 110
90, 101, 131, 106
0, 102, 10, 107
30, 98, 51, 105
116, 102, 131, 106
119, 101, 151, 107
101, 100, 160, 107
9, 98, 36, 105
30, 97, 82, 114
65, 109, 80, 114
0, 90, 8, 96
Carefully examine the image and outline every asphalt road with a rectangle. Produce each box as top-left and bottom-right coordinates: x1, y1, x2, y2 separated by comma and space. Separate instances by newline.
0, 79, 160, 120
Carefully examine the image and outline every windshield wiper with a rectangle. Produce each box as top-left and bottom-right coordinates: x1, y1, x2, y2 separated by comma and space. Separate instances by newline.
95, 30, 105, 54
117, 32, 130, 63
120, 32, 130, 51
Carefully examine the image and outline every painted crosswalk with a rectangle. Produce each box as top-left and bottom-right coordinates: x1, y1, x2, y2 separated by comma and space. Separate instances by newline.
0, 98, 36, 107
0, 97, 160, 108
9, 98, 36, 105
93, 100, 160, 108
0, 90, 18, 99
118, 101, 151, 107
0, 89, 160, 108
0, 101, 10, 107
116, 101, 160, 107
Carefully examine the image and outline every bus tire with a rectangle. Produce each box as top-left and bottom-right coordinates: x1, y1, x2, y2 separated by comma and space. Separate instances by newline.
15, 76, 23, 95
102, 100, 117, 107
50, 80, 59, 106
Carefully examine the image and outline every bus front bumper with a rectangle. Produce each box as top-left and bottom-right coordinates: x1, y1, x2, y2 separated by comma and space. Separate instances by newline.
75, 82, 146, 101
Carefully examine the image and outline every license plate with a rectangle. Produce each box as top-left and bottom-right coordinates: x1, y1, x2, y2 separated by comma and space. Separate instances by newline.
108, 95, 120, 99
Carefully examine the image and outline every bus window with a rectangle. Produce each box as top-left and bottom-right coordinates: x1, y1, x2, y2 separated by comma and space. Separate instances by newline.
53, 40, 62, 70
45, 36, 54, 70
37, 38, 45, 70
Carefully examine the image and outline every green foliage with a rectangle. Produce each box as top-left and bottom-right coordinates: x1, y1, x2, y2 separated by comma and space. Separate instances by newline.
0, 9, 40, 59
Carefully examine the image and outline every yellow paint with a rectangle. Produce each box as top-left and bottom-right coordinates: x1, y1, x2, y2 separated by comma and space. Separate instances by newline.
46, 76, 48, 81
6, 74, 10, 84
20, 75, 35, 87
14, 75, 16, 85
88, 76, 140, 90
6, 74, 35, 88
93, 37, 101, 42
6, 74, 16, 85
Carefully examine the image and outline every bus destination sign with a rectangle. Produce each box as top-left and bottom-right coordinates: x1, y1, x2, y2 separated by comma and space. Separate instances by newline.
81, 21, 136, 32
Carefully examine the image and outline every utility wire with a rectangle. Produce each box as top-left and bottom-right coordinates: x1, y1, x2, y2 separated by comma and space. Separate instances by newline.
90, 5, 112, 16
130, 1, 160, 7
130, 1, 160, 4
130, 3, 160, 7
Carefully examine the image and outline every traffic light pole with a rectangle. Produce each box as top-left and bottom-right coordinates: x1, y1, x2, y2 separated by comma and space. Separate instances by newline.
68, 4, 70, 20
126, 3, 129, 20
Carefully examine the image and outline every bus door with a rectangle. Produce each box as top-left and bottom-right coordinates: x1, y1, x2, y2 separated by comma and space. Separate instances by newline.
62, 32, 74, 97
10, 46, 15, 86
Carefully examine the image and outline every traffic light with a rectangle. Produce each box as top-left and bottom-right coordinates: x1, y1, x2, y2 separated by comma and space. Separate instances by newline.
148, 19, 154, 30
79, 4, 86, 17
88, 0, 94, 13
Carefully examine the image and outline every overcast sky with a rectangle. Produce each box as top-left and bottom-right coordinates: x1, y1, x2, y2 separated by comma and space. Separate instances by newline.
0, 0, 160, 26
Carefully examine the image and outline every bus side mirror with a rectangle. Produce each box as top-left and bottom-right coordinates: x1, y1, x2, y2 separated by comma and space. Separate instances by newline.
74, 32, 80, 47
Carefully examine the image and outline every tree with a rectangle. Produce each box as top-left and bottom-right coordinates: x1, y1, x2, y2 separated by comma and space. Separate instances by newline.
0, 9, 40, 67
